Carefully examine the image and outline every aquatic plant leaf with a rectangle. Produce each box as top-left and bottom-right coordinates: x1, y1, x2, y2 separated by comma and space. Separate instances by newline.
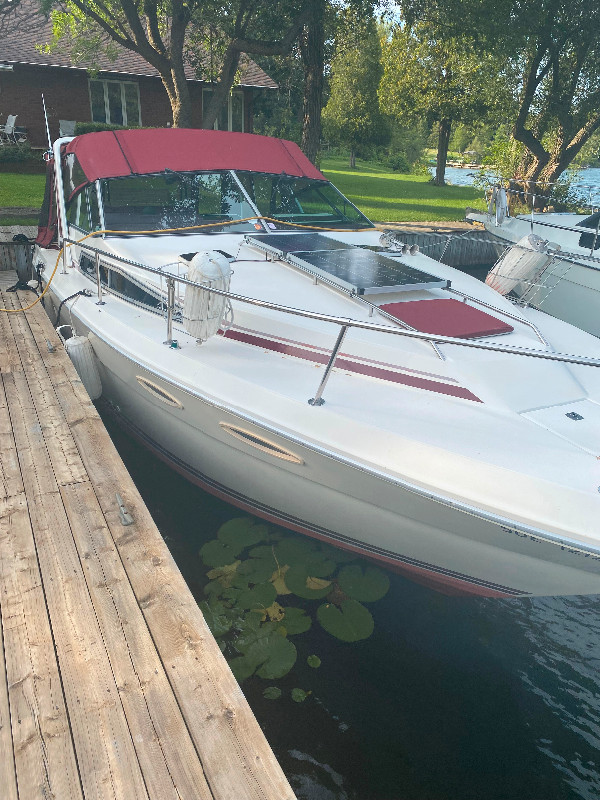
264, 602, 285, 623
229, 654, 257, 682
337, 565, 390, 602
263, 686, 282, 700
206, 560, 241, 583
307, 655, 321, 668
248, 635, 297, 680
316, 543, 358, 564
317, 599, 374, 642
204, 580, 225, 599
237, 583, 277, 611
285, 565, 332, 599
275, 537, 318, 564
234, 619, 278, 653
199, 539, 240, 568
271, 565, 292, 595
306, 576, 331, 591
282, 607, 312, 635
199, 601, 233, 637
217, 517, 269, 549
238, 554, 278, 584
291, 688, 309, 703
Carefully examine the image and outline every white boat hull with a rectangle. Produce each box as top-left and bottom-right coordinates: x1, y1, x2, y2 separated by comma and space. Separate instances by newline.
81, 327, 600, 599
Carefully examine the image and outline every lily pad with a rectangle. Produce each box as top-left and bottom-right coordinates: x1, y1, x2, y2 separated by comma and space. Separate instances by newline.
275, 537, 318, 563
206, 560, 241, 583
238, 550, 278, 583
307, 655, 321, 668
217, 517, 269, 549
291, 688, 309, 703
317, 543, 358, 564
282, 607, 312, 635
285, 565, 332, 599
317, 598, 374, 642
199, 600, 234, 637
245, 634, 298, 680
199, 539, 241, 568
271, 565, 292, 595
237, 582, 277, 611
229, 654, 258, 683
263, 686, 282, 700
337, 565, 390, 602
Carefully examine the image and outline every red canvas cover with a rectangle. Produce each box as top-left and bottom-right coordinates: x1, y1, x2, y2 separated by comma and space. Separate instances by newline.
379, 298, 514, 339
65, 129, 325, 182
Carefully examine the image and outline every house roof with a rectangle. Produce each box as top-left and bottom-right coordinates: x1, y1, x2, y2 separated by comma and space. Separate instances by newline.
0, 2, 278, 88
65, 128, 325, 181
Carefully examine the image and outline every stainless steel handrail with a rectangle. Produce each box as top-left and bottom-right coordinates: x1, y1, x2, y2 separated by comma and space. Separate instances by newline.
62, 237, 600, 405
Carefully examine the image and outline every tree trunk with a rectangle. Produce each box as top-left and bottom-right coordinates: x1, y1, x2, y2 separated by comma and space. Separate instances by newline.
433, 118, 451, 186
202, 46, 242, 130
299, 0, 325, 165
349, 147, 356, 168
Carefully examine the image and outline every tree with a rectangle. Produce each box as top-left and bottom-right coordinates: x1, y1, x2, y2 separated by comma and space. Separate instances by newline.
379, 21, 509, 185
42, 0, 308, 129
322, 10, 388, 168
398, 0, 600, 198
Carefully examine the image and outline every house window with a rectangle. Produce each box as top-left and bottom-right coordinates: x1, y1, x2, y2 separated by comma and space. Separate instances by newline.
89, 79, 141, 126
202, 90, 244, 132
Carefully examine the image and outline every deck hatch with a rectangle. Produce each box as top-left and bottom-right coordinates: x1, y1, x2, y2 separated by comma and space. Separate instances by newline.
245, 233, 449, 295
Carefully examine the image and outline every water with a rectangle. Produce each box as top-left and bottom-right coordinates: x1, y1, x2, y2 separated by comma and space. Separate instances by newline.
433, 166, 600, 205
100, 410, 600, 800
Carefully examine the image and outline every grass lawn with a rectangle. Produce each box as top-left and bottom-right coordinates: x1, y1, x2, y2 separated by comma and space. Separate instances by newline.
320, 155, 486, 222
0, 157, 487, 226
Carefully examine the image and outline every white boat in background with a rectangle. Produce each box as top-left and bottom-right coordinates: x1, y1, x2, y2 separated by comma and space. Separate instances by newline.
32, 129, 600, 598
466, 202, 600, 337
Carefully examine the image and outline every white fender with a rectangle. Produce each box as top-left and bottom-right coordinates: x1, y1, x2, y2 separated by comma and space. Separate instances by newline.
486, 234, 560, 296
183, 251, 233, 343
57, 325, 102, 400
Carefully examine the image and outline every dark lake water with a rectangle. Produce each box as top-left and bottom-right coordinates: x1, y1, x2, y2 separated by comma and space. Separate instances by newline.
99, 408, 600, 800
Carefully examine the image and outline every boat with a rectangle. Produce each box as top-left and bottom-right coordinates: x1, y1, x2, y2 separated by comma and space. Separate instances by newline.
466, 196, 600, 338
32, 128, 600, 598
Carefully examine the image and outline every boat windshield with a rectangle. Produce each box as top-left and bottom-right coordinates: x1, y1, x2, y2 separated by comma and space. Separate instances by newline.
234, 172, 373, 230
98, 170, 260, 234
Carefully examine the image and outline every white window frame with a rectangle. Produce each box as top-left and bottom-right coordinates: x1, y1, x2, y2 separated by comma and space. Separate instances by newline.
89, 79, 142, 126
202, 89, 244, 132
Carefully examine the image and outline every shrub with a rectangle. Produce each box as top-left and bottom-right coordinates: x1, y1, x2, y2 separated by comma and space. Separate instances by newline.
0, 143, 37, 163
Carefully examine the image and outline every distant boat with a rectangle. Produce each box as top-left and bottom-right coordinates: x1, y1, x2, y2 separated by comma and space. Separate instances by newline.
32, 128, 600, 598
467, 202, 600, 338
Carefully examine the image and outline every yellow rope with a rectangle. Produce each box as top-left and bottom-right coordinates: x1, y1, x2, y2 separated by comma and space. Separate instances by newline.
1, 216, 368, 314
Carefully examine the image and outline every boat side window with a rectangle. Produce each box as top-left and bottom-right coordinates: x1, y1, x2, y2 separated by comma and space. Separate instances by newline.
576, 211, 600, 250
79, 253, 164, 312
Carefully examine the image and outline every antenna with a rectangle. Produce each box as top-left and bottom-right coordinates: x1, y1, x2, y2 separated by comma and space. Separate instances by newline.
41, 92, 52, 155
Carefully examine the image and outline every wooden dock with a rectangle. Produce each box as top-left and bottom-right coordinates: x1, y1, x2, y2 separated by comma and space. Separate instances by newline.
0, 271, 295, 800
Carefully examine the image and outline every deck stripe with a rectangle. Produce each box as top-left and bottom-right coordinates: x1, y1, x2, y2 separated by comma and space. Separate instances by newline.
221, 328, 482, 402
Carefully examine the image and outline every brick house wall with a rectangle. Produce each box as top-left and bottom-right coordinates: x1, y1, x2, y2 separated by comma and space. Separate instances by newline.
0, 64, 256, 148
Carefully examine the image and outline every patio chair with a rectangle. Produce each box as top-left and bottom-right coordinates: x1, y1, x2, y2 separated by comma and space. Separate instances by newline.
59, 119, 76, 137
0, 114, 19, 144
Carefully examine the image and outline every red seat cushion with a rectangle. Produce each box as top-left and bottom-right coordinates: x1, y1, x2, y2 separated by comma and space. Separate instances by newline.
379, 298, 513, 339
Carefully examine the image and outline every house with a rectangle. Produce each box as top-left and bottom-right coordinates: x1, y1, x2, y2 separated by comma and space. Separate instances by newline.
0, 2, 277, 148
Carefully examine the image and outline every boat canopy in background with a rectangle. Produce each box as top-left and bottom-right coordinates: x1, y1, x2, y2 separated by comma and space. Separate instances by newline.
65, 129, 325, 183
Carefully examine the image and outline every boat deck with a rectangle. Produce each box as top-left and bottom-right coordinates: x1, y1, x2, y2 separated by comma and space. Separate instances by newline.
0, 272, 295, 800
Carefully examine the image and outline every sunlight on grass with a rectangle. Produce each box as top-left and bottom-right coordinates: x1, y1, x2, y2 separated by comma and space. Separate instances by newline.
321, 156, 486, 222
0, 173, 46, 209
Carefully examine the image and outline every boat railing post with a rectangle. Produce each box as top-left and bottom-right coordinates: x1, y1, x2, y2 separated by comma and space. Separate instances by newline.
531, 193, 536, 234
61, 240, 68, 274
163, 276, 177, 347
95, 251, 105, 305
591, 216, 600, 256
309, 324, 349, 406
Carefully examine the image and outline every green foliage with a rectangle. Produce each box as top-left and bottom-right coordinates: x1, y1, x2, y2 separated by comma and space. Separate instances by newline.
0, 144, 36, 164
263, 686, 282, 700
198, 518, 390, 685
291, 688, 309, 702
74, 122, 127, 135
322, 10, 389, 156
317, 598, 374, 642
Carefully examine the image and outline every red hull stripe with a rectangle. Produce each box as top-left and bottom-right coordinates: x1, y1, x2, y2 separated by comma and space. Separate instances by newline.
221, 328, 482, 402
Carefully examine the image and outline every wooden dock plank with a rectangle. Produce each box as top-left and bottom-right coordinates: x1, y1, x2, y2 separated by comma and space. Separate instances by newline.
0, 541, 19, 800
6, 288, 214, 800
3, 367, 150, 800
0, 376, 82, 800
1, 282, 296, 800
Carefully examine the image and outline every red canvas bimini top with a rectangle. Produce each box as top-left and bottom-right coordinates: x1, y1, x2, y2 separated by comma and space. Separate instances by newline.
64, 129, 325, 182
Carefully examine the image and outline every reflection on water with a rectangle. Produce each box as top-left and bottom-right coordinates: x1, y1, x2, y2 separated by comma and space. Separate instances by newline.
100, 408, 600, 800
